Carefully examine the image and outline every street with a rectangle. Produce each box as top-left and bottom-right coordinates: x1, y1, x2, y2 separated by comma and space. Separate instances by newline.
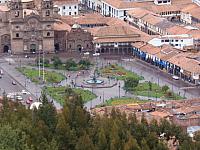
0, 54, 200, 110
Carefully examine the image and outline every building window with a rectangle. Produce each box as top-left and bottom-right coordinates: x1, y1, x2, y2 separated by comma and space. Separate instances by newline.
63, 6, 65, 9
15, 11, 19, 17
69, 12, 71, 15
87, 44, 89, 48
74, 12, 77, 15
47, 32, 50, 36
74, 6, 77, 9
16, 33, 19, 37
47, 25, 51, 28
69, 6, 71, 9
15, 26, 19, 29
46, 10, 50, 16
165, 39, 169, 42
69, 44, 71, 48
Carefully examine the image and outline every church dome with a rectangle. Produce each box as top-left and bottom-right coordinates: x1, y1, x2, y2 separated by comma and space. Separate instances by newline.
72, 23, 81, 29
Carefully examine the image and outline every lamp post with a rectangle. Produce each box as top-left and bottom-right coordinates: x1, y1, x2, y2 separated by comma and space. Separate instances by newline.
118, 82, 121, 98
38, 49, 41, 79
42, 50, 45, 83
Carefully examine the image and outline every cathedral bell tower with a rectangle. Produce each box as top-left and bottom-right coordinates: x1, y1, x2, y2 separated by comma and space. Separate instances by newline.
41, 0, 54, 19
8, 0, 23, 20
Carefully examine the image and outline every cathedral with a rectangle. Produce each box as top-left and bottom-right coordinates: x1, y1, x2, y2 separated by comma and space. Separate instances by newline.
0, 0, 56, 54
0, 0, 94, 54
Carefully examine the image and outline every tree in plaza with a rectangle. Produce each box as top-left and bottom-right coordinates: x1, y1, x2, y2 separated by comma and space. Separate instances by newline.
162, 85, 169, 93
78, 59, 91, 70
124, 77, 139, 91
65, 59, 77, 70
148, 81, 152, 91
52, 56, 62, 69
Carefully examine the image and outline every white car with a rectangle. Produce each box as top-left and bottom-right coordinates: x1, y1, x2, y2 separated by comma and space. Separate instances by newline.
172, 75, 179, 80
16, 95, 23, 101
21, 90, 30, 95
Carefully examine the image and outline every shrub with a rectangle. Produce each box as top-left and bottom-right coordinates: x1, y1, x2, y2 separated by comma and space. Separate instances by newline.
124, 77, 139, 91
162, 85, 169, 93
65, 59, 77, 70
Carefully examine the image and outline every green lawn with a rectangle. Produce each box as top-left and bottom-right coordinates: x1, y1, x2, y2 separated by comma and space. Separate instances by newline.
44, 86, 97, 105
100, 64, 143, 81
104, 97, 148, 106
133, 82, 183, 100
17, 67, 65, 84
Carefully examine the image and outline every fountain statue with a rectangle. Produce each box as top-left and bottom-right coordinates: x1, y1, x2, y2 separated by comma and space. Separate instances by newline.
86, 67, 103, 84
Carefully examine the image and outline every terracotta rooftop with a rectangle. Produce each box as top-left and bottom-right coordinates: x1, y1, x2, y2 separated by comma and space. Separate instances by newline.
166, 26, 191, 35
102, 0, 154, 9
54, 19, 71, 31
181, 4, 200, 20
54, 0, 79, 5
156, 45, 181, 61
146, 5, 181, 14
61, 13, 109, 26
88, 25, 151, 43
168, 53, 200, 74
0, 5, 9, 12
127, 8, 154, 19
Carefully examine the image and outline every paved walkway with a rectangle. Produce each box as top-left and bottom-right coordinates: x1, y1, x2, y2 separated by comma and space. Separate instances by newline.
0, 61, 62, 109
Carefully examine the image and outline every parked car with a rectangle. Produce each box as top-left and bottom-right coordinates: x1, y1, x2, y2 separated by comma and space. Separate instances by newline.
16, 95, 23, 101
12, 81, 16, 85
172, 75, 179, 80
21, 90, 30, 95
28, 97, 33, 102
26, 100, 31, 105
0, 69, 3, 75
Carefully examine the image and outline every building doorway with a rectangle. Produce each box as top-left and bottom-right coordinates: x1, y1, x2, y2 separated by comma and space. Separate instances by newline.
3, 45, 9, 53
77, 44, 82, 52
55, 43, 60, 51
30, 44, 36, 53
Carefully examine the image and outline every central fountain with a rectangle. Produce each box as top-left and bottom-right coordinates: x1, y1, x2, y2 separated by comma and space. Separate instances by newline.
86, 67, 104, 84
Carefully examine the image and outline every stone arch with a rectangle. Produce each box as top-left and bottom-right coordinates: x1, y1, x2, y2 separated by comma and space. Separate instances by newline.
77, 44, 82, 52
3, 45, 9, 53
1, 34, 11, 53
54, 43, 60, 51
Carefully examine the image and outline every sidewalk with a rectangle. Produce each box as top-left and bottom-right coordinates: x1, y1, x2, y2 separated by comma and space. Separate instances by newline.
1, 62, 62, 109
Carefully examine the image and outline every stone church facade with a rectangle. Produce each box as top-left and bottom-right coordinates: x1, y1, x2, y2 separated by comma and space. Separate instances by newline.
0, 0, 55, 54
0, 0, 94, 54
66, 24, 93, 52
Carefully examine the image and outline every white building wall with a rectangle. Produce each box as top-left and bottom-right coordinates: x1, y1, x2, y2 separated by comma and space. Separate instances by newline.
0, 0, 7, 4
180, 12, 192, 24
101, 1, 128, 19
148, 36, 194, 49
57, 3, 78, 16
192, 0, 200, 6
154, 0, 171, 5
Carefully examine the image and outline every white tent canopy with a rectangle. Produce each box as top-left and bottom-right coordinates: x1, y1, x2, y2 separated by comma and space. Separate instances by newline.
30, 102, 42, 110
